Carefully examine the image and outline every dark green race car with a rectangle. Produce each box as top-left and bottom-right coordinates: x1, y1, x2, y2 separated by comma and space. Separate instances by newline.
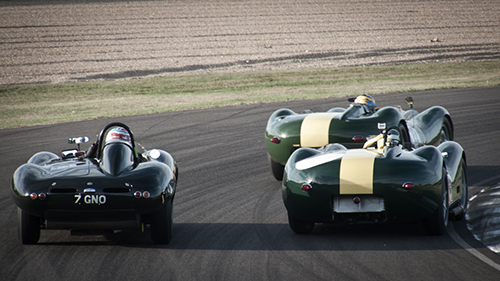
282, 127, 467, 235
265, 95, 453, 180
11, 122, 178, 244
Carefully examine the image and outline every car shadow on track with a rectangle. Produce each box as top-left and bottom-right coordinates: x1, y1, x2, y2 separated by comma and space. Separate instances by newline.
33, 221, 466, 252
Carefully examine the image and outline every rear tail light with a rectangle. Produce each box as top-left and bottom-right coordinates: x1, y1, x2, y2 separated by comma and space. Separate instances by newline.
352, 135, 364, 142
301, 183, 313, 191
134, 191, 151, 198
29, 193, 47, 200
270, 137, 281, 144
402, 182, 414, 189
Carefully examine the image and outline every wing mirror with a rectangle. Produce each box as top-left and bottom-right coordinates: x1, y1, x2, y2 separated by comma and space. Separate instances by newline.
68, 136, 89, 150
62, 136, 89, 159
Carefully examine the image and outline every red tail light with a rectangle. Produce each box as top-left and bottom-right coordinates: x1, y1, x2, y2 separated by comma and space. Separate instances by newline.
402, 182, 414, 189
38, 193, 46, 200
143, 191, 151, 198
30, 193, 37, 200
271, 137, 281, 144
301, 183, 313, 191
352, 135, 364, 142
134, 191, 142, 198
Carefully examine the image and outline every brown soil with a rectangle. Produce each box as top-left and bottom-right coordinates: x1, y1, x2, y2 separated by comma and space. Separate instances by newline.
1, 0, 499, 85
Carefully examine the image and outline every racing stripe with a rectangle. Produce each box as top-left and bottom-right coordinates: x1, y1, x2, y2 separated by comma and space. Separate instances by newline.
300, 113, 339, 147
339, 150, 376, 194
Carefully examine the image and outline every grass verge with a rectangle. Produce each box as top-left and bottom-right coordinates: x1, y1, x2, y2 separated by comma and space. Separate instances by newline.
1, 61, 499, 129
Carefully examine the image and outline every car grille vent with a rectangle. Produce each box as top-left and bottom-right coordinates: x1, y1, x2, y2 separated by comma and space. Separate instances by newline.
51, 188, 78, 194
103, 187, 131, 193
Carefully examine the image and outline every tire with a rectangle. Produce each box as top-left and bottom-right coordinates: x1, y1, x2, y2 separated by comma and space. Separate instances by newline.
18, 208, 41, 244
453, 159, 468, 221
150, 198, 173, 244
268, 153, 284, 181
424, 168, 449, 235
398, 123, 411, 150
288, 213, 314, 234
441, 118, 453, 142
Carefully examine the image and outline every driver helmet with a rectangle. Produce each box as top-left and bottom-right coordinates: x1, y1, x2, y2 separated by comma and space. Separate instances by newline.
105, 127, 132, 147
386, 129, 400, 148
354, 94, 376, 114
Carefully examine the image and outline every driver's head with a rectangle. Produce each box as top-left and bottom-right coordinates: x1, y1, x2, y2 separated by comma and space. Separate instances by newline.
354, 94, 376, 114
105, 127, 132, 147
386, 129, 400, 148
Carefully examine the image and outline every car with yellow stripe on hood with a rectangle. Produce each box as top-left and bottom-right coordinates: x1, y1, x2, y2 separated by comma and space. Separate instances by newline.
265, 95, 453, 180
282, 127, 466, 235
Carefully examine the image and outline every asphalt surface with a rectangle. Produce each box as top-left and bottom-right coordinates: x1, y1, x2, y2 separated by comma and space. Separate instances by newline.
1, 86, 500, 280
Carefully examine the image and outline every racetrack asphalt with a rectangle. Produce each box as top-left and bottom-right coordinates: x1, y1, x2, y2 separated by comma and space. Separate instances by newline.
1, 86, 500, 280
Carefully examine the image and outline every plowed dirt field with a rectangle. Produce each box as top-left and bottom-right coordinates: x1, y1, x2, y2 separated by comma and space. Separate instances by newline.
1, 0, 499, 85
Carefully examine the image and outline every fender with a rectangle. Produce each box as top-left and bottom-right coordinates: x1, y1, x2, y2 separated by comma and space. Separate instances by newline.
438, 141, 465, 183
407, 106, 452, 145
28, 151, 60, 165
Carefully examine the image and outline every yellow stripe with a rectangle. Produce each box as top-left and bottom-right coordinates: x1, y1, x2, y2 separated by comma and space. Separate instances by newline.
339, 150, 376, 194
300, 113, 339, 147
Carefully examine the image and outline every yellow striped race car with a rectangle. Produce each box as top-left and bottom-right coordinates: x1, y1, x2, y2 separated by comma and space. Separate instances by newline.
282, 127, 467, 235
265, 96, 453, 180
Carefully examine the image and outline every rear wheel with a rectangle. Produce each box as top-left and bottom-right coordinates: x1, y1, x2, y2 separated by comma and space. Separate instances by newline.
150, 198, 173, 244
424, 169, 449, 235
288, 214, 314, 234
398, 123, 411, 150
441, 118, 453, 142
18, 208, 41, 244
268, 153, 284, 181
453, 159, 468, 221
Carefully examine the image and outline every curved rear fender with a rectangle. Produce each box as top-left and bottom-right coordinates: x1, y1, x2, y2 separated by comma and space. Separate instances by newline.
11, 164, 52, 212
287, 147, 321, 165
268, 108, 297, 123
12, 164, 51, 193
148, 149, 176, 176
412, 146, 443, 173
438, 141, 465, 182
413, 106, 451, 144
266, 108, 298, 131
375, 106, 405, 120
27, 152, 60, 165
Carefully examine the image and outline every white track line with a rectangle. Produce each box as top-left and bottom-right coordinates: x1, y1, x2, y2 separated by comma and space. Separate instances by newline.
448, 223, 500, 271
447, 175, 500, 271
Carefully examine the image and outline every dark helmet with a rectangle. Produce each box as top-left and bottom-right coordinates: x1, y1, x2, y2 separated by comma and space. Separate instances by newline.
354, 94, 376, 113
100, 127, 134, 176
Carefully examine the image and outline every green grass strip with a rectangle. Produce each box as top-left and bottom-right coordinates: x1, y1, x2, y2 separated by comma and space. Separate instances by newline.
1, 61, 499, 129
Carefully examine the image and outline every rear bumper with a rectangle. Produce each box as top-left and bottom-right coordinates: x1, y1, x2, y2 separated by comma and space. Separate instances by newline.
44, 209, 140, 230
283, 184, 440, 223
